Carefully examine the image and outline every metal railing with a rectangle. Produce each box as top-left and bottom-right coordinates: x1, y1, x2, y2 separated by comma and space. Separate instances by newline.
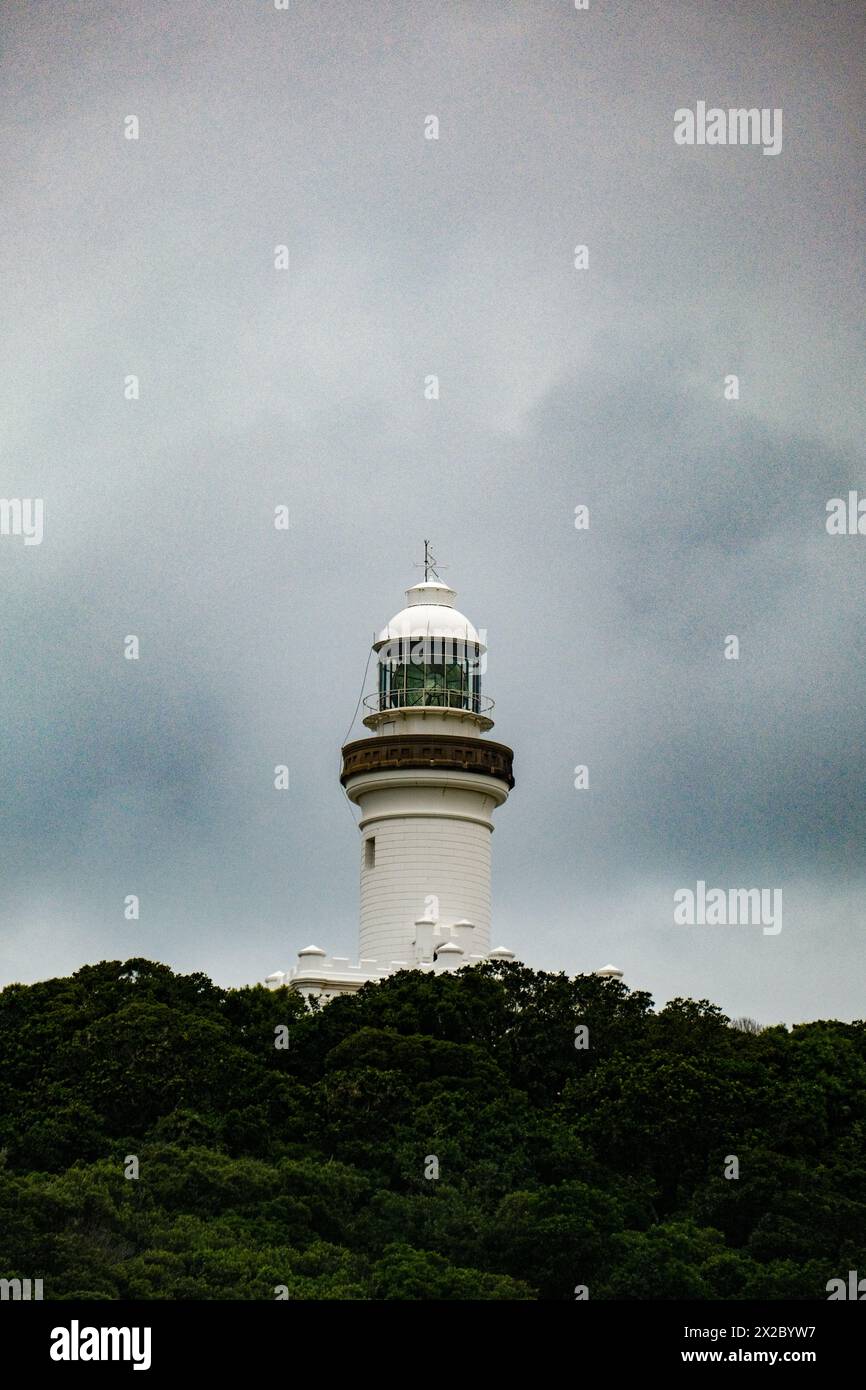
364, 690, 494, 715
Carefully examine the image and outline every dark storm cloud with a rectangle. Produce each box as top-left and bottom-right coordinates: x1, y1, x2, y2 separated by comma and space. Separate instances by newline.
515, 359, 866, 871
1, 0, 863, 1021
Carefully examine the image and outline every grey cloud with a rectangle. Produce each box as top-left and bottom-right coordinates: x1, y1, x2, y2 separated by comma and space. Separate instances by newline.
1, 0, 863, 1023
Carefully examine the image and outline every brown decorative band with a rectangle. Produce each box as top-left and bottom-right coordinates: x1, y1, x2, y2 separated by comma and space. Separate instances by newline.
341, 733, 515, 790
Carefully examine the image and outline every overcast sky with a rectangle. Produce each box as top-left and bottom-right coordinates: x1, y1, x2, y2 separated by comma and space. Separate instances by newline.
2, 0, 864, 1023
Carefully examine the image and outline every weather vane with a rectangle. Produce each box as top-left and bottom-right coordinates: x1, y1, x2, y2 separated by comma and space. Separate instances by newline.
415, 539, 446, 583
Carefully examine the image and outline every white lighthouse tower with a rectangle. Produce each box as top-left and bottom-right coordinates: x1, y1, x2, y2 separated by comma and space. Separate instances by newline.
344, 563, 515, 968
276, 550, 516, 1001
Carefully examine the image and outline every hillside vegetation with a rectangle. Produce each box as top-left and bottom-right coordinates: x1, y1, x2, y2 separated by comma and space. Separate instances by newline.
0, 959, 863, 1299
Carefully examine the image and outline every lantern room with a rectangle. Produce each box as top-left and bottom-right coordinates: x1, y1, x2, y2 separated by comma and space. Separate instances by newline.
364, 579, 493, 726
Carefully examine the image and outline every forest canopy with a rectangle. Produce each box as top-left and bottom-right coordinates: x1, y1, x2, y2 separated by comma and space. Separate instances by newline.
0, 958, 863, 1300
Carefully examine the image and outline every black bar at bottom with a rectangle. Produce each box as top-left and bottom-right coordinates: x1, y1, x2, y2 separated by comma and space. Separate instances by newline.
1, 1297, 859, 1375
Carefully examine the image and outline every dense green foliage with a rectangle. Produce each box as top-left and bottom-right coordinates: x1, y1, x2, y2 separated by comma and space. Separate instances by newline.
0, 958, 864, 1299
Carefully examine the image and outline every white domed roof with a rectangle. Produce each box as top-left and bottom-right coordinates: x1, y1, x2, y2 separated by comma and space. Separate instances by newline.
374, 580, 485, 650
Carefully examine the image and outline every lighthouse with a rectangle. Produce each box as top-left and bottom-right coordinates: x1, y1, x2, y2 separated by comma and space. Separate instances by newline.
344, 563, 515, 968
275, 550, 516, 1001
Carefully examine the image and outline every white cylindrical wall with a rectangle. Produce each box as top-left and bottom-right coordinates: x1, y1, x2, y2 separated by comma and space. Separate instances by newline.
345, 769, 508, 966
359, 814, 491, 964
